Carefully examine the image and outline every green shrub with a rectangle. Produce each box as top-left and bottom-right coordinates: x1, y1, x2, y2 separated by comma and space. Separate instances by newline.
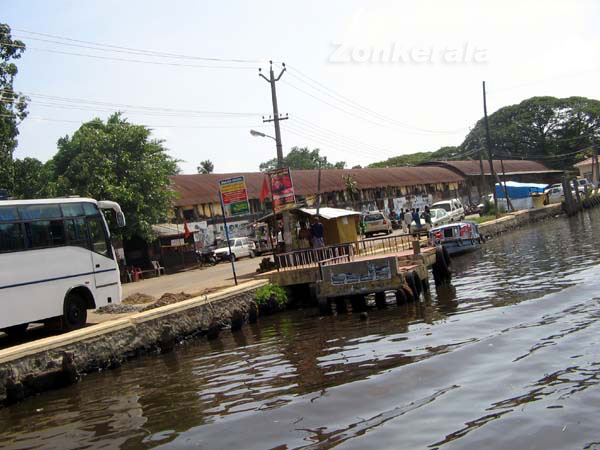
482, 199, 505, 216
255, 283, 289, 311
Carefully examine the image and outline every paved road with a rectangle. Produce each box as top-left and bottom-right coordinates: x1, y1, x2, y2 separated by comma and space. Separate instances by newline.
122, 256, 267, 299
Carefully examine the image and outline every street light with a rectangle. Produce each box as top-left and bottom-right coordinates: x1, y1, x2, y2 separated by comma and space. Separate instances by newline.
250, 129, 276, 141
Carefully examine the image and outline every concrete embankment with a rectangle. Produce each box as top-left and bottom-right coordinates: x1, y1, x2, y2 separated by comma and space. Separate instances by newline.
478, 204, 563, 238
0, 279, 267, 406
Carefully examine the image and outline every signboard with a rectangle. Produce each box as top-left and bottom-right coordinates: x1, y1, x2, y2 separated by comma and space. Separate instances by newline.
219, 176, 250, 217
393, 194, 433, 212
268, 167, 296, 213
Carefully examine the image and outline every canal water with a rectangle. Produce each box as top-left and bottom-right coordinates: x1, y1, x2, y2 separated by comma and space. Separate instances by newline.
2, 210, 600, 449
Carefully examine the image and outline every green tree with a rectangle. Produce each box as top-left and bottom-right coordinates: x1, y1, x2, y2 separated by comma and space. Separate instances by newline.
0, 23, 29, 191
343, 174, 359, 208
50, 113, 179, 241
259, 146, 346, 171
12, 157, 53, 199
368, 151, 434, 168
197, 159, 214, 174
460, 96, 600, 169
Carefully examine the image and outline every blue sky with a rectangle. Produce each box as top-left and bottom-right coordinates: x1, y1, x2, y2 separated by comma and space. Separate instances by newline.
4, 0, 600, 173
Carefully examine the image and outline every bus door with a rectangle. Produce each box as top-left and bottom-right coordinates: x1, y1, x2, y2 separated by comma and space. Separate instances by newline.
87, 216, 118, 290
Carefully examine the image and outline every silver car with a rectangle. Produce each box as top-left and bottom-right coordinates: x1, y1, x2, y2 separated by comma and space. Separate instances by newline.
363, 211, 392, 237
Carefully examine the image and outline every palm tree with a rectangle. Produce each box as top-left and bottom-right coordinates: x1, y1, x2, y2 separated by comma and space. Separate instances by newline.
197, 160, 214, 174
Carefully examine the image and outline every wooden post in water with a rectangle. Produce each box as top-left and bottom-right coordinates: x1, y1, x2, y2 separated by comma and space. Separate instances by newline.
562, 176, 576, 215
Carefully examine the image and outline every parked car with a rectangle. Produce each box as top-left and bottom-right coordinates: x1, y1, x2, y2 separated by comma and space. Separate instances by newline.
575, 178, 591, 193
409, 208, 451, 233
547, 185, 564, 204
363, 211, 392, 237
431, 199, 465, 223
213, 237, 256, 262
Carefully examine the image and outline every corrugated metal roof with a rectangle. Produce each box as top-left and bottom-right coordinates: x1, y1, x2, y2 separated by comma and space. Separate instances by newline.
170, 166, 464, 206
574, 157, 593, 167
420, 160, 560, 176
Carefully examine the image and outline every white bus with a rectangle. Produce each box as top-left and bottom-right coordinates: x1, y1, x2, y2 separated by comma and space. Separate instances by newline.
0, 198, 126, 336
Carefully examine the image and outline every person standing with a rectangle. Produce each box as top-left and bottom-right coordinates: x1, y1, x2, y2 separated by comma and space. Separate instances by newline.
310, 217, 325, 248
423, 205, 432, 230
398, 209, 406, 234
403, 208, 412, 234
413, 208, 422, 232
298, 221, 312, 249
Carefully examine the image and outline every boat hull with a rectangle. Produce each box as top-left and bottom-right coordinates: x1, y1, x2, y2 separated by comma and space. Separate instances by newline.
441, 238, 481, 256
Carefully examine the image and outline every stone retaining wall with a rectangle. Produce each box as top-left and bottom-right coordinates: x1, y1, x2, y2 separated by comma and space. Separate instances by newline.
478, 204, 563, 238
0, 280, 267, 406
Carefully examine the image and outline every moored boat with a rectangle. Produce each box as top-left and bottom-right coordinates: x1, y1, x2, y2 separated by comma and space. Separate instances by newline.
429, 221, 483, 256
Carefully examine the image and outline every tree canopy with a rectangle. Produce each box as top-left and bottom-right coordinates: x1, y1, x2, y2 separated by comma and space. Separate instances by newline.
49, 113, 179, 241
0, 23, 28, 190
460, 96, 600, 169
197, 159, 214, 174
259, 147, 346, 171
368, 147, 458, 168
12, 157, 53, 199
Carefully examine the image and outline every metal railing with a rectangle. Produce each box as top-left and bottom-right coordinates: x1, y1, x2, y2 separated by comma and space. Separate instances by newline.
274, 231, 430, 271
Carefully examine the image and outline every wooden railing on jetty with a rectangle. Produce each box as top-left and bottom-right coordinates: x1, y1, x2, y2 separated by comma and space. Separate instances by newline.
274, 232, 429, 271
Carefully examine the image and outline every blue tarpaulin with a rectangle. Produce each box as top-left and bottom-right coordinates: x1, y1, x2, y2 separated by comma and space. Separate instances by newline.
495, 181, 549, 199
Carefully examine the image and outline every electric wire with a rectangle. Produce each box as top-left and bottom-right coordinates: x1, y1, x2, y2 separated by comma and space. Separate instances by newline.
13, 28, 268, 64
0, 112, 269, 129
284, 64, 468, 135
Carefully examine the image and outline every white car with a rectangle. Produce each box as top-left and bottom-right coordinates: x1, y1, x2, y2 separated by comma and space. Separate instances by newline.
575, 178, 591, 193
213, 237, 255, 262
431, 199, 465, 223
410, 208, 451, 233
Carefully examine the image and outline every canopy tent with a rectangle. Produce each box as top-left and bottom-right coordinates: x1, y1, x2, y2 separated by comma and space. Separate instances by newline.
298, 207, 362, 219
495, 181, 549, 199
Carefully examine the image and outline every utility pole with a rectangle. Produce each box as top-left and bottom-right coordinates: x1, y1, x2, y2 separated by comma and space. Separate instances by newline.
482, 81, 499, 217
478, 146, 486, 199
260, 61, 292, 252
316, 161, 322, 216
499, 158, 514, 212
592, 142, 600, 189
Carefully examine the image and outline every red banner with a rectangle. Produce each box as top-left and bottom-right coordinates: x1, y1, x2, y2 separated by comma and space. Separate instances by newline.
268, 167, 296, 213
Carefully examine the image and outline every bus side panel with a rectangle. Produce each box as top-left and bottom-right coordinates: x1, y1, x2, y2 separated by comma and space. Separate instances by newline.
0, 247, 95, 329
90, 250, 121, 307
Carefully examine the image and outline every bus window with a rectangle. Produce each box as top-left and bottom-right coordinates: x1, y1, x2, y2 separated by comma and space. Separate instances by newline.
65, 217, 88, 248
18, 204, 62, 220
0, 206, 19, 221
88, 217, 110, 257
27, 220, 66, 248
0, 223, 25, 252
61, 203, 85, 217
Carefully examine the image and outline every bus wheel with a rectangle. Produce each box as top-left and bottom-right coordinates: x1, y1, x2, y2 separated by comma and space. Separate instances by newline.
63, 293, 88, 331
3, 323, 28, 338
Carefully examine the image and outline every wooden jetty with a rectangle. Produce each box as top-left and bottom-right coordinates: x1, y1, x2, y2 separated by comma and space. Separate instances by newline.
259, 233, 451, 315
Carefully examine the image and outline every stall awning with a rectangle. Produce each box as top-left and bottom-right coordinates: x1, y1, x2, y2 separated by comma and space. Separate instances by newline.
299, 207, 362, 220
495, 181, 549, 199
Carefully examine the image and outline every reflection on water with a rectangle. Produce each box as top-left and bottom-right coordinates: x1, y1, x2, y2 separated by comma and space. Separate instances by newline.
2, 211, 600, 449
